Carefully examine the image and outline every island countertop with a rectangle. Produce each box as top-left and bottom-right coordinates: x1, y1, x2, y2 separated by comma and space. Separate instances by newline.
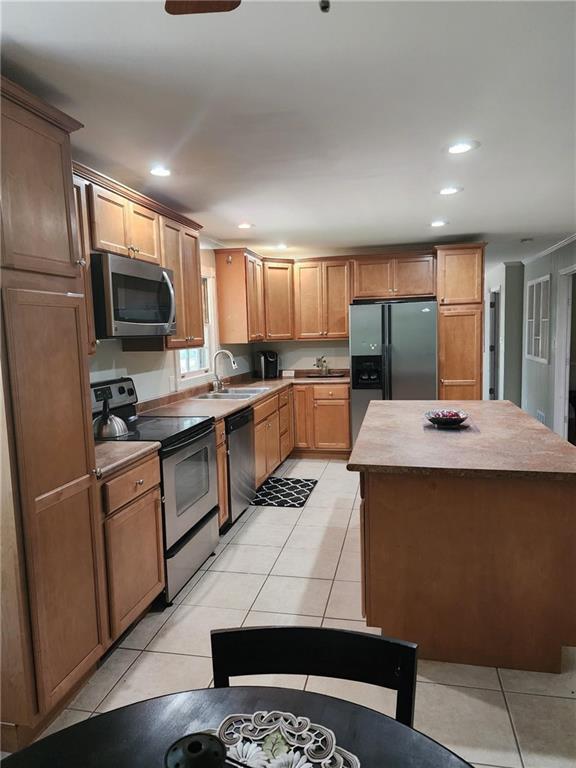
347, 400, 576, 480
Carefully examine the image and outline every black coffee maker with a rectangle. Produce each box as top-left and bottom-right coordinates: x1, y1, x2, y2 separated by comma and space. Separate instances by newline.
257, 350, 279, 379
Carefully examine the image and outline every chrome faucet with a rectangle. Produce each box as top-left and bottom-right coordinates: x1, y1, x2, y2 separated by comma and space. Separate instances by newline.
213, 349, 238, 392
314, 355, 329, 376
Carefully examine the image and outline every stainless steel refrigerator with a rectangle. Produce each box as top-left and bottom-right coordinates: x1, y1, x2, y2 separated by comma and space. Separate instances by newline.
350, 300, 438, 443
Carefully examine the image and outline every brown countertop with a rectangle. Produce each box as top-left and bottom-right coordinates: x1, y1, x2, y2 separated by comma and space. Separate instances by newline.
95, 440, 160, 479
347, 400, 576, 480
143, 377, 350, 420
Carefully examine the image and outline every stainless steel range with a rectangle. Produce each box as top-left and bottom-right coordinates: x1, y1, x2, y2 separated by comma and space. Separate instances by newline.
91, 377, 218, 603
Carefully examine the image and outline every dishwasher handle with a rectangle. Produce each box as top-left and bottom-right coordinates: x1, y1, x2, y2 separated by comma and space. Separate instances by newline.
225, 407, 254, 434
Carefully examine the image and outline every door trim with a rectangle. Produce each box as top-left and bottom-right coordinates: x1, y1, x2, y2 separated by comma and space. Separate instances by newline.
553, 264, 576, 437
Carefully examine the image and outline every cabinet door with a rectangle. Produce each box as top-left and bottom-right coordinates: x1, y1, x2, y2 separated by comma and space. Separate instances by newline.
438, 304, 483, 399
247, 255, 265, 341
293, 385, 313, 448
323, 260, 350, 338
294, 262, 323, 339
266, 410, 281, 475
89, 184, 131, 256
161, 218, 188, 348
2, 288, 107, 711
437, 247, 483, 305
313, 399, 351, 449
73, 177, 97, 355
1, 99, 80, 277
105, 489, 164, 640
352, 259, 393, 299
130, 203, 161, 264
394, 256, 435, 297
254, 420, 268, 487
264, 261, 293, 339
182, 229, 204, 347
216, 440, 230, 529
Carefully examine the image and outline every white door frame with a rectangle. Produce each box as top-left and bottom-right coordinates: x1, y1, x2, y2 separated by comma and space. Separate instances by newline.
553, 264, 576, 437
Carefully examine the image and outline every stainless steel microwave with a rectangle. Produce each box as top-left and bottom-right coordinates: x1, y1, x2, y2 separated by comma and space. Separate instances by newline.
91, 252, 176, 338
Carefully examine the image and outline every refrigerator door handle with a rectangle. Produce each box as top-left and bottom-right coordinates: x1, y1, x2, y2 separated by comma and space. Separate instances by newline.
382, 304, 392, 400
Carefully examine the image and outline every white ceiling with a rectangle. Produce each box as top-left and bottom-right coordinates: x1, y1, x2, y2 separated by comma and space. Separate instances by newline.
2, 0, 575, 264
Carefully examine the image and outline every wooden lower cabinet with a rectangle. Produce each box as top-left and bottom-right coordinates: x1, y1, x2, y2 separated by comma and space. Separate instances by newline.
254, 419, 268, 488
253, 393, 290, 487
438, 304, 483, 400
313, 399, 350, 449
216, 421, 230, 529
266, 411, 281, 472
105, 488, 164, 640
293, 384, 351, 451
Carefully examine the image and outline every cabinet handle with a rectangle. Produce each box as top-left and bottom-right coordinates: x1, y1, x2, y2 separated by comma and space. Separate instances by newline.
135, 479, 144, 486
394, 288, 398, 292
440, 379, 446, 384
75, 257, 87, 267
389, 288, 393, 293
92, 467, 103, 480
329, 391, 333, 396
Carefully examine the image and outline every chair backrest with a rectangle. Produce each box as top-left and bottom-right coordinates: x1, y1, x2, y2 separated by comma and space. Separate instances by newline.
210, 626, 418, 726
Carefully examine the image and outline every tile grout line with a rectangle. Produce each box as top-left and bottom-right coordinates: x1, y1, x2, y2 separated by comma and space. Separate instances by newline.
496, 668, 526, 768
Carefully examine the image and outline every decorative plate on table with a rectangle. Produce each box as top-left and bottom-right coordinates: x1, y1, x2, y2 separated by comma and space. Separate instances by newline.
425, 409, 469, 429
214, 710, 361, 768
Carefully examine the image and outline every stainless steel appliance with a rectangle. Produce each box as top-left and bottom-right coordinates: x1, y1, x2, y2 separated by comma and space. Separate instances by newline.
225, 408, 255, 523
90, 377, 218, 603
91, 252, 176, 338
92, 397, 129, 439
257, 350, 279, 379
350, 300, 438, 443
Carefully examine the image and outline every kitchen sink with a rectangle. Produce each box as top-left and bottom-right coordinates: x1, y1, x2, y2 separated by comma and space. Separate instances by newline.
233, 387, 271, 394
196, 392, 253, 400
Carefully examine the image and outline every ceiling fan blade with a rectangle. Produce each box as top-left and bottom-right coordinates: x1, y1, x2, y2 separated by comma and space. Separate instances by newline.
165, 0, 241, 14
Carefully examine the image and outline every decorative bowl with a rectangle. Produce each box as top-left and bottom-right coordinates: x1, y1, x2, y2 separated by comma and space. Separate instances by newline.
425, 409, 469, 428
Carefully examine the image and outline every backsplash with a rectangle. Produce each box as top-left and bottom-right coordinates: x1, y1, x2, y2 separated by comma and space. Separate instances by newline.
252, 340, 350, 371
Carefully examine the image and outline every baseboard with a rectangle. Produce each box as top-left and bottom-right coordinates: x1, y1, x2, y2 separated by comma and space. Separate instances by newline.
289, 449, 350, 460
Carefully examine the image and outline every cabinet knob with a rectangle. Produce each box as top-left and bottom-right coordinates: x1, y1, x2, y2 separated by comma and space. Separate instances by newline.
389, 288, 393, 293
135, 479, 144, 486
92, 467, 103, 480
394, 288, 398, 292
75, 257, 87, 268
329, 391, 333, 396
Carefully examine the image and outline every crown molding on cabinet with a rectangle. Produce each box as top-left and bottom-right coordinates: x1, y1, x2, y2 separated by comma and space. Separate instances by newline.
1, 76, 83, 133
72, 162, 203, 232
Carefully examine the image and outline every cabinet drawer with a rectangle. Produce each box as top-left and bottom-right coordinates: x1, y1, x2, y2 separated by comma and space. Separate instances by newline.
279, 403, 290, 435
253, 394, 279, 424
215, 418, 226, 447
312, 384, 349, 400
278, 389, 290, 408
104, 456, 161, 513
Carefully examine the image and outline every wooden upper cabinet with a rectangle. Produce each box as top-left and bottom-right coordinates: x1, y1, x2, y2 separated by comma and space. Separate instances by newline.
1, 95, 81, 278
294, 262, 324, 338
353, 259, 393, 299
247, 254, 265, 341
264, 261, 294, 340
438, 304, 483, 400
89, 184, 131, 257
129, 203, 161, 264
182, 228, 204, 347
160, 219, 204, 349
436, 246, 483, 305
73, 176, 97, 355
323, 260, 349, 338
2, 288, 107, 711
295, 260, 350, 339
394, 255, 435, 297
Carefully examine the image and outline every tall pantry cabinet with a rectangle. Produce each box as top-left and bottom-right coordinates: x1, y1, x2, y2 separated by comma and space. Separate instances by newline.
1, 78, 107, 749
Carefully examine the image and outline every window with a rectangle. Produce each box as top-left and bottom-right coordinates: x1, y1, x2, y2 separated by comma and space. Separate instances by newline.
526, 275, 550, 363
178, 277, 215, 379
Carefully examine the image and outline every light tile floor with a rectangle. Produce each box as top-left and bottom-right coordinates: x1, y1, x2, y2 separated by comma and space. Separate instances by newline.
30, 457, 575, 767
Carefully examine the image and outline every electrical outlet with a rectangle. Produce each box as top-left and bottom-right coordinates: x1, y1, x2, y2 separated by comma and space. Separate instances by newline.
536, 409, 546, 424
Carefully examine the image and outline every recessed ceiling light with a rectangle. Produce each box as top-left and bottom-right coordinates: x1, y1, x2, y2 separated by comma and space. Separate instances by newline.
448, 140, 480, 155
150, 165, 171, 177
238, 222, 253, 229
440, 186, 462, 196
431, 220, 447, 228
276, 243, 288, 250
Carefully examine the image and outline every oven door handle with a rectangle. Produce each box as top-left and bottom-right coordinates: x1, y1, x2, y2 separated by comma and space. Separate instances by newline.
163, 270, 176, 332
161, 426, 215, 458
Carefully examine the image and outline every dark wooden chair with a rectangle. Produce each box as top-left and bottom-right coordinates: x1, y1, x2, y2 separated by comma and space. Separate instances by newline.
210, 626, 418, 727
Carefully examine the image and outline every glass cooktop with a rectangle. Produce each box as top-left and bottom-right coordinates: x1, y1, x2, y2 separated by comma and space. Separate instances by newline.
116, 415, 214, 448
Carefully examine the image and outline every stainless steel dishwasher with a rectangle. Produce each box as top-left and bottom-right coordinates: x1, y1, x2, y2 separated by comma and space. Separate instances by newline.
225, 407, 256, 524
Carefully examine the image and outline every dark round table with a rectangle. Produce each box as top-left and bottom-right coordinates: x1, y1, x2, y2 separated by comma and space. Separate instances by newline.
4, 687, 471, 767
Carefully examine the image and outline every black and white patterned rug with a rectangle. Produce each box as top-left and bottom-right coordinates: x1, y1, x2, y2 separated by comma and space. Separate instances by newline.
252, 477, 317, 507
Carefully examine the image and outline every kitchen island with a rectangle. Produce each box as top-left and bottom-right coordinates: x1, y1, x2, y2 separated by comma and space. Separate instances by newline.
348, 400, 576, 672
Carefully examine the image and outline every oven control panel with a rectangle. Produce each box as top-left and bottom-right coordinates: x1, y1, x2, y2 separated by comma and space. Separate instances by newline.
90, 377, 138, 413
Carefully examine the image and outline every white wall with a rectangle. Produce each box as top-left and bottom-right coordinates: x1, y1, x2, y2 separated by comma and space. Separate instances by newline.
252, 340, 349, 372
